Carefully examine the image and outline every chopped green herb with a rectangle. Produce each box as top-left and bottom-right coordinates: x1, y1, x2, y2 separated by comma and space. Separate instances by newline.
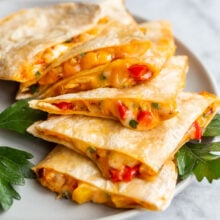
61, 191, 70, 199
99, 73, 107, 80
129, 120, 138, 128
152, 102, 159, 109
0, 146, 35, 211
87, 146, 96, 154
34, 71, 41, 78
29, 84, 39, 94
80, 52, 86, 57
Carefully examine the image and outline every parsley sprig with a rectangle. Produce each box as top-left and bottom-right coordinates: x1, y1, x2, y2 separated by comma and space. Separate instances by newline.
0, 100, 47, 135
176, 113, 220, 183
0, 146, 35, 211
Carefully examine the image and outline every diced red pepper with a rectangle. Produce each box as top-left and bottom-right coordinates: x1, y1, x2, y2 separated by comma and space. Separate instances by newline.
128, 64, 152, 81
193, 120, 202, 141
137, 110, 153, 125
117, 101, 128, 120
122, 165, 139, 182
109, 165, 139, 182
53, 102, 73, 110
109, 168, 123, 182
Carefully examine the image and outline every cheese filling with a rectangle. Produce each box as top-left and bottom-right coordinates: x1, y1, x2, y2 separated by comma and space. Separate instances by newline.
25, 57, 157, 97
23, 40, 151, 95
50, 99, 176, 130
36, 168, 154, 209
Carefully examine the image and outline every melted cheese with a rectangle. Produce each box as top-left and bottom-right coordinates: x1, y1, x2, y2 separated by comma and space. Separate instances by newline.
37, 40, 150, 86
37, 168, 154, 208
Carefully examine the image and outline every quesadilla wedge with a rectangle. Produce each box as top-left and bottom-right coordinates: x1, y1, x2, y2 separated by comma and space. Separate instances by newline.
29, 56, 187, 130
17, 20, 175, 99
33, 145, 177, 211
0, 0, 135, 83
28, 92, 219, 181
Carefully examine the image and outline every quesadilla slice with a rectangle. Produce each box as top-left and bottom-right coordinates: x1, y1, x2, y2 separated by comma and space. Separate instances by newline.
0, 0, 135, 83
29, 56, 187, 130
17, 20, 175, 99
33, 145, 177, 211
28, 92, 219, 181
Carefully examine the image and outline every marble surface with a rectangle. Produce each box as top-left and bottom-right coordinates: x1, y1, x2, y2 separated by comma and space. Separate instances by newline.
125, 0, 220, 220
1, 1, 220, 220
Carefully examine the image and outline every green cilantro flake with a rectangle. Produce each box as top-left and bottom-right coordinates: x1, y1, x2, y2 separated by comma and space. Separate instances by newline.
29, 84, 39, 94
99, 73, 107, 80
129, 120, 138, 128
87, 146, 96, 154
35, 71, 41, 78
80, 52, 86, 57
152, 102, 159, 109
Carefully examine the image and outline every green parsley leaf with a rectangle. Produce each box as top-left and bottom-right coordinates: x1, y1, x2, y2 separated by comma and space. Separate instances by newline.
193, 158, 220, 183
203, 114, 220, 137
176, 146, 197, 179
0, 100, 47, 135
0, 146, 35, 211
176, 142, 220, 183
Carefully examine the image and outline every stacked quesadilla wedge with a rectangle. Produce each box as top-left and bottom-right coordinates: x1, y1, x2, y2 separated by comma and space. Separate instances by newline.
28, 92, 219, 181
29, 56, 187, 130
17, 20, 175, 99
33, 145, 177, 211
0, 0, 135, 83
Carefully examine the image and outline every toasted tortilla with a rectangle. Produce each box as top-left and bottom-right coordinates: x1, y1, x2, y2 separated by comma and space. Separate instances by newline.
16, 20, 175, 99
33, 145, 177, 211
0, 0, 135, 83
28, 92, 219, 180
29, 56, 187, 130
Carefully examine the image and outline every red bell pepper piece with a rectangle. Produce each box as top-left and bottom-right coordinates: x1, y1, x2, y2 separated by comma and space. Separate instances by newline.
117, 101, 128, 120
193, 120, 202, 141
109, 168, 122, 182
53, 102, 73, 110
128, 64, 152, 81
122, 165, 139, 182
137, 110, 153, 125
109, 165, 139, 182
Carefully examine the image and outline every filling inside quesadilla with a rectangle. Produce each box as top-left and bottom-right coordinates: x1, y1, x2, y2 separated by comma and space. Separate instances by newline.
17, 20, 175, 99
22, 40, 151, 95
36, 58, 158, 98
49, 97, 175, 130
33, 145, 177, 210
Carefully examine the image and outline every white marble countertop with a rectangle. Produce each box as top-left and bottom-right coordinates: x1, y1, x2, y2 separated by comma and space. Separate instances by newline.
125, 0, 220, 219
1, 1, 219, 220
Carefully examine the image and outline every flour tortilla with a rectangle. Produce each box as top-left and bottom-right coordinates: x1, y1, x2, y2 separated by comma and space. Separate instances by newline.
0, 0, 135, 83
33, 145, 177, 211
